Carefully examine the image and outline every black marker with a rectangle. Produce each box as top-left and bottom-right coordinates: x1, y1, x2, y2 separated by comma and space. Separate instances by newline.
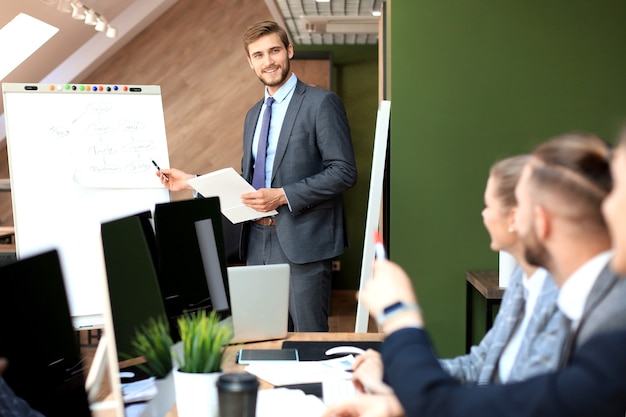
151, 160, 169, 180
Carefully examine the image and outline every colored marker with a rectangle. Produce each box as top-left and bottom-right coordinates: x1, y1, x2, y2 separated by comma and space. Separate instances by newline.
151, 160, 169, 180
373, 231, 386, 260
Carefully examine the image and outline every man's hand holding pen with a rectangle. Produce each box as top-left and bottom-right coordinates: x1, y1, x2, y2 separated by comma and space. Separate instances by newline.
155, 167, 195, 191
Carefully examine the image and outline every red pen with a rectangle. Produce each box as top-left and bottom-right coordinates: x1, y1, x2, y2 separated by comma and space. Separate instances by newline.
373, 231, 386, 260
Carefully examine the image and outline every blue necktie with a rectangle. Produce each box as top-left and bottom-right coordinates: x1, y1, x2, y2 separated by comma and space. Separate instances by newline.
252, 97, 275, 190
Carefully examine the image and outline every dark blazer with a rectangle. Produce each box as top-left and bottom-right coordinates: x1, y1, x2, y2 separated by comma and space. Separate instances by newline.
383, 327, 626, 417
383, 267, 626, 417
241, 79, 357, 264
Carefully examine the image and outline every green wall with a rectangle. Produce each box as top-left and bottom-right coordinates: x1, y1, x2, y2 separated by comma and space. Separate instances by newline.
297, 45, 380, 290
390, 1, 626, 356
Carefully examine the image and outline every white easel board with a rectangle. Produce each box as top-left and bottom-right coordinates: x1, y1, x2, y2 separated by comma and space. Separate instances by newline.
2, 83, 171, 329
355, 100, 391, 332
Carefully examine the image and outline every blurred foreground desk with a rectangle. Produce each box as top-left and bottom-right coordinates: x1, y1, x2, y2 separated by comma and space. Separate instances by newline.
0, 243, 16, 267
0, 226, 14, 243
222, 332, 384, 389
162, 332, 384, 417
465, 270, 505, 353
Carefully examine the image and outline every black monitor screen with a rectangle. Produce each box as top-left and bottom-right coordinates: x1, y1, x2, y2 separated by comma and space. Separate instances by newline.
101, 211, 171, 356
153, 197, 229, 321
0, 250, 91, 417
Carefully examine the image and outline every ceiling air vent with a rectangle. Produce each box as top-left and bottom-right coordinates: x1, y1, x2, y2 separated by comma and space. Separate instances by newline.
300, 15, 379, 34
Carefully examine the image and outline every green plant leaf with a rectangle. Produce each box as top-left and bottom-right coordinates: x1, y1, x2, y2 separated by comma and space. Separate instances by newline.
176, 310, 233, 373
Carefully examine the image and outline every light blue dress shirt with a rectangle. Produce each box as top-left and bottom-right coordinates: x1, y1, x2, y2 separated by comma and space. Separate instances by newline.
251, 72, 298, 189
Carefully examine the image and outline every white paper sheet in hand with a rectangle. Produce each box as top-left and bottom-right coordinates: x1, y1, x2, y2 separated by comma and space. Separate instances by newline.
188, 167, 278, 224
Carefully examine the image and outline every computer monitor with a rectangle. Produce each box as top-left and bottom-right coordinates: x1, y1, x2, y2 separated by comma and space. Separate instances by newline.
153, 197, 229, 321
100, 211, 171, 356
0, 250, 92, 417
194, 218, 231, 317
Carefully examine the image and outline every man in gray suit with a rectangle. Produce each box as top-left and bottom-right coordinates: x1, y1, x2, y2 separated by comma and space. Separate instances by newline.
159, 21, 357, 332
238, 21, 357, 332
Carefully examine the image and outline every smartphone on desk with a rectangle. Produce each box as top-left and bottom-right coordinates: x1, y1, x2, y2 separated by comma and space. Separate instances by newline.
237, 348, 299, 364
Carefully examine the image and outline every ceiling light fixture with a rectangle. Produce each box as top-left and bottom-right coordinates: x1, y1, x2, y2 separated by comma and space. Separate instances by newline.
70, 2, 86, 20
44, 0, 118, 38
56, 0, 72, 13
84, 9, 97, 26
95, 17, 107, 32
105, 25, 117, 38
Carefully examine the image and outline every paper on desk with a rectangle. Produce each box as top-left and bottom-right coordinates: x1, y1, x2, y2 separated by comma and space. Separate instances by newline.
121, 377, 157, 403
245, 355, 355, 386
188, 167, 278, 224
256, 388, 327, 417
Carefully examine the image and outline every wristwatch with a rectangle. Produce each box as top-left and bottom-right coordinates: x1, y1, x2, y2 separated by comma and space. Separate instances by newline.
375, 301, 421, 327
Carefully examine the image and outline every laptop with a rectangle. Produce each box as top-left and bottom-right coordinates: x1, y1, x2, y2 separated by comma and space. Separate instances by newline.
226, 264, 290, 344
194, 217, 290, 344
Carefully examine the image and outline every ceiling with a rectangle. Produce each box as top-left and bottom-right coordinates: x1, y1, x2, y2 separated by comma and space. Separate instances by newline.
266, 0, 382, 46
0, 0, 382, 141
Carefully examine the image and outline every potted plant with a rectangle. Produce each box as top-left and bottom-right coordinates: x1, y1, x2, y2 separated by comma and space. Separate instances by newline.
129, 315, 176, 417
130, 315, 175, 378
173, 309, 233, 417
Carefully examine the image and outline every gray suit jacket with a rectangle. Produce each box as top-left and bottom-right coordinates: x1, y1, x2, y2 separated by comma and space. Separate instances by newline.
561, 263, 626, 363
241, 79, 357, 264
442, 267, 567, 384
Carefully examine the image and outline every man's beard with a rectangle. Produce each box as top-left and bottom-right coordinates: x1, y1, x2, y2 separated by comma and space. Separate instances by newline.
258, 61, 290, 87
523, 232, 550, 269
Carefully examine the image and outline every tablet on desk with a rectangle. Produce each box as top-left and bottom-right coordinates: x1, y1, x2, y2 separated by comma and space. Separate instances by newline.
237, 348, 299, 364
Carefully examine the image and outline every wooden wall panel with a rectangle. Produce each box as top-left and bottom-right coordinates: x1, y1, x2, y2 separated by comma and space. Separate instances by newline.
291, 59, 331, 90
0, 142, 10, 226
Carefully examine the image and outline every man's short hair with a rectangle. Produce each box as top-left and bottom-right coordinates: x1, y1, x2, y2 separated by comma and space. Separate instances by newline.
528, 132, 612, 229
243, 21, 290, 56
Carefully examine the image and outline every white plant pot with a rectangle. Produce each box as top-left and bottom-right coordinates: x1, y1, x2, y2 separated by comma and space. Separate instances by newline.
151, 371, 176, 417
174, 369, 222, 417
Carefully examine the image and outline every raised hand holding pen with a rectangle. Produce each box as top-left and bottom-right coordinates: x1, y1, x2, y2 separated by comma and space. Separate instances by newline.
151, 160, 169, 180
154, 165, 196, 192
362, 260, 424, 334
373, 230, 387, 260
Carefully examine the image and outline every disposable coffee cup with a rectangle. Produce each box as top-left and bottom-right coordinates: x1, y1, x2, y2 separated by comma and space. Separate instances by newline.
217, 373, 259, 417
